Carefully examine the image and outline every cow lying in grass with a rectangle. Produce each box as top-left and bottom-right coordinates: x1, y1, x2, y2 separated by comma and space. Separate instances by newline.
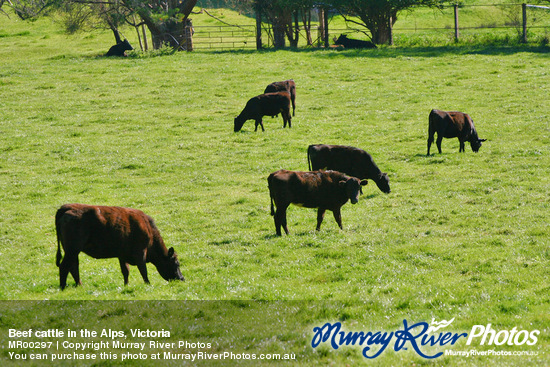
264, 80, 296, 116
268, 170, 368, 235
234, 91, 292, 132
427, 109, 487, 155
334, 34, 376, 49
106, 39, 133, 57
55, 203, 184, 289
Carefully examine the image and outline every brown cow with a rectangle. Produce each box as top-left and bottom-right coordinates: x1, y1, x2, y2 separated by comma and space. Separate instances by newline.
264, 80, 296, 116
234, 92, 292, 132
428, 109, 486, 155
307, 144, 391, 194
268, 170, 368, 235
55, 203, 184, 289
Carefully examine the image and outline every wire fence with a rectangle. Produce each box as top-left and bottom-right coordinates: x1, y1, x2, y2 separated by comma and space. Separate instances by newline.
187, 3, 550, 50
192, 25, 257, 50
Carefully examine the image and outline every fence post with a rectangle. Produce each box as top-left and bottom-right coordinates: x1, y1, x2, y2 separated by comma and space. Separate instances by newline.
184, 19, 194, 51
454, 4, 459, 42
522, 3, 527, 43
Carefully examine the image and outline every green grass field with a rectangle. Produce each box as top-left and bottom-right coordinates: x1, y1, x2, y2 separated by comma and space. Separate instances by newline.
0, 8, 549, 366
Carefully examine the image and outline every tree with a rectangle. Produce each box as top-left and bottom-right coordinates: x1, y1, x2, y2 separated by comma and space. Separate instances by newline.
1, 0, 198, 50
124, 0, 198, 49
329, 0, 446, 45
0, 0, 60, 19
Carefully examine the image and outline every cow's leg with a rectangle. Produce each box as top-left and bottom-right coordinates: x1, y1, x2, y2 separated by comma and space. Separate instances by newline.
281, 207, 289, 235
316, 209, 326, 231
274, 204, 289, 235
59, 253, 79, 289
119, 259, 130, 285
68, 255, 82, 287
459, 139, 465, 152
427, 134, 434, 155
282, 109, 291, 128
436, 135, 443, 154
137, 262, 150, 284
274, 210, 282, 236
59, 257, 71, 290
255, 119, 265, 132
332, 208, 343, 229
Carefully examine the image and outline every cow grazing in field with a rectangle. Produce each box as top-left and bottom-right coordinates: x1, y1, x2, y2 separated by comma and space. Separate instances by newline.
55, 203, 184, 290
106, 39, 133, 57
307, 144, 391, 194
427, 109, 487, 155
334, 34, 376, 49
264, 80, 296, 116
268, 170, 368, 235
234, 91, 292, 132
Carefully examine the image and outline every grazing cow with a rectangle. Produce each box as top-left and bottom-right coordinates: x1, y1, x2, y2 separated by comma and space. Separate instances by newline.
234, 91, 292, 132
264, 80, 296, 116
55, 203, 184, 290
106, 39, 133, 57
268, 170, 368, 235
307, 144, 391, 194
427, 109, 487, 155
334, 34, 376, 49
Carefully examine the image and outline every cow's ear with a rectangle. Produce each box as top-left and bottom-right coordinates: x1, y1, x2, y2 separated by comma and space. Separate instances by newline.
168, 247, 175, 257
360, 180, 368, 186
339, 180, 346, 187
479, 138, 487, 142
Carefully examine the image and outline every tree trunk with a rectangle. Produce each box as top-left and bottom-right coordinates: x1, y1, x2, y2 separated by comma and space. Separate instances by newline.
364, 12, 397, 45
273, 16, 286, 49
111, 28, 122, 44
317, 7, 325, 47
130, 0, 197, 50
301, 9, 313, 46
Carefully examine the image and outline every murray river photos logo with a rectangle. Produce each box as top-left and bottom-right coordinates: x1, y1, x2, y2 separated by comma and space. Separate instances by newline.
311, 318, 540, 359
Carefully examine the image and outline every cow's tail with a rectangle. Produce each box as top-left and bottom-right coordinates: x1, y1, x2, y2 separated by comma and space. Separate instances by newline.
428, 110, 435, 136
55, 209, 64, 267
268, 174, 275, 216
307, 145, 312, 171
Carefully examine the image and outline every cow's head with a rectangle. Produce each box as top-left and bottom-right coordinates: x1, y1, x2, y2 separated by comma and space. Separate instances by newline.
334, 34, 348, 45
157, 247, 184, 282
470, 138, 487, 152
376, 172, 391, 194
234, 117, 245, 132
120, 39, 133, 52
340, 177, 368, 204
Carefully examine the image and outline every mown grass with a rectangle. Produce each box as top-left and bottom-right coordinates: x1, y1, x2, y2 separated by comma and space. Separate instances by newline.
0, 9, 549, 366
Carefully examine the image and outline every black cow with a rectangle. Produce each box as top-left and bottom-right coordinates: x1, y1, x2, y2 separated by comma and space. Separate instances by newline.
268, 170, 368, 235
334, 34, 376, 49
55, 203, 184, 289
307, 144, 390, 194
264, 80, 296, 116
234, 91, 292, 132
427, 109, 487, 155
106, 39, 133, 57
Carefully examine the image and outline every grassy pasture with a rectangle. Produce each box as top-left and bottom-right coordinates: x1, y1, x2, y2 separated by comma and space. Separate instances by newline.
0, 11, 549, 365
